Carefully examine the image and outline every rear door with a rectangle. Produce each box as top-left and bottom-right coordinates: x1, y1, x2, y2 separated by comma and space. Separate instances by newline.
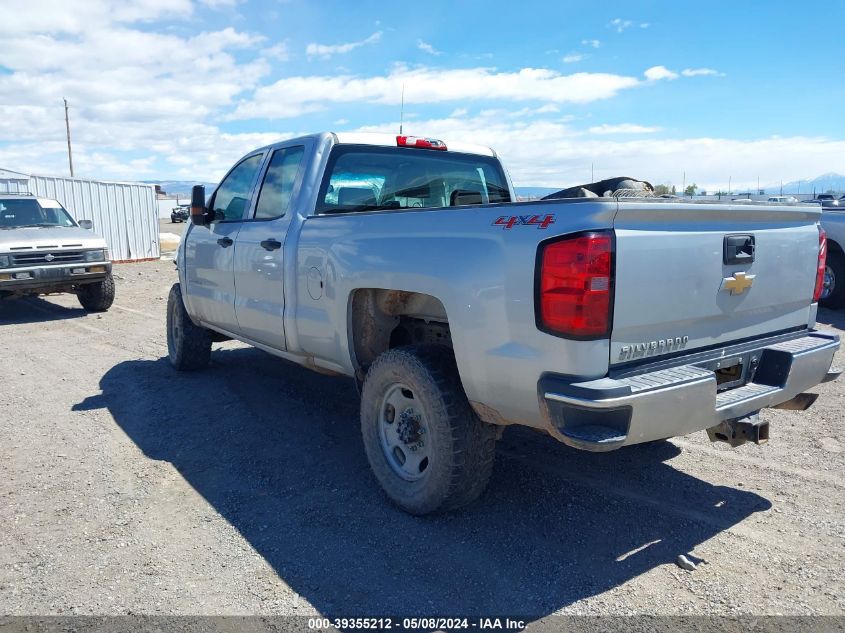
232, 143, 308, 350
610, 202, 822, 365
183, 152, 266, 332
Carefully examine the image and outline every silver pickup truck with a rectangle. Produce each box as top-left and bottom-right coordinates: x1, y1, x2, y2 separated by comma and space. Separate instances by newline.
168, 132, 840, 515
0, 193, 114, 311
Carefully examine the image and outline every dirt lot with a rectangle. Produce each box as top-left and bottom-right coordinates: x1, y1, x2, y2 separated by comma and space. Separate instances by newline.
1, 260, 844, 622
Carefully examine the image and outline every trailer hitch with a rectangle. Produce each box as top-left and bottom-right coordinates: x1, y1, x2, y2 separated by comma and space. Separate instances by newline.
707, 412, 769, 447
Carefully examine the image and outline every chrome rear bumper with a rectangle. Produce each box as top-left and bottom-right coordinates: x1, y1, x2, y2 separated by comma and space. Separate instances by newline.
540, 331, 840, 451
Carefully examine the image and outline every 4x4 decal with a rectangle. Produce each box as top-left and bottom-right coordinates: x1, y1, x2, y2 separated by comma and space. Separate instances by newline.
492, 214, 555, 230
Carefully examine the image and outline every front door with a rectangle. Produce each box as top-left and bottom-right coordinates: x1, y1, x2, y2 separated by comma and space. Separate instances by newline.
182, 152, 265, 332
233, 144, 306, 350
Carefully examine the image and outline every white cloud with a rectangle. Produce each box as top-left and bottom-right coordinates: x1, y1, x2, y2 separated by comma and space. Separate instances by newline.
588, 124, 662, 134
582, 39, 601, 48
305, 31, 382, 59
230, 65, 663, 120
262, 41, 290, 61
609, 18, 649, 32
562, 53, 584, 63
644, 65, 679, 81
198, 0, 241, 6
417, 40, 442, 56
681, 67, 725, 77
0, 4, 275, 181
353, 111, 845, 192
0, 0, 193, 35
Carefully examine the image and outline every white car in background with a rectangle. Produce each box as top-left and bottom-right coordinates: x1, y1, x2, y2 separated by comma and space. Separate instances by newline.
0, 193, 114, 311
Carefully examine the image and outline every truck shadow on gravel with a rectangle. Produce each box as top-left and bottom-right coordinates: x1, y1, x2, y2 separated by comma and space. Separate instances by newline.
817, 307, 845, 332
0, 296, 87, 323
80, 347, 772, 621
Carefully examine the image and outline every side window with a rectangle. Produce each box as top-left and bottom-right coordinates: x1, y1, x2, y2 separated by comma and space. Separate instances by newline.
210, 153, 264, 222
254, 146, 305, 220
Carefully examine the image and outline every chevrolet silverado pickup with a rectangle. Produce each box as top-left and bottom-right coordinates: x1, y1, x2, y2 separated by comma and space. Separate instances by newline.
167, 132, 840, 515
0, 193, 114, 311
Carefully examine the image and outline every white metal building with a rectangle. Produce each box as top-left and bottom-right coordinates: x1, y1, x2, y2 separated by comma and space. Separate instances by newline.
0, 169, 159, 262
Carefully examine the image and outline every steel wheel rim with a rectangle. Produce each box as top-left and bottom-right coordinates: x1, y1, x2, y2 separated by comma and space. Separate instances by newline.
378, 383, 432, 482
822, 265, 835, 300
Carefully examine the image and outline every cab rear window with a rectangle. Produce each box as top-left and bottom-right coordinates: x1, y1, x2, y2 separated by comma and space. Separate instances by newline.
316, 145, 511, 214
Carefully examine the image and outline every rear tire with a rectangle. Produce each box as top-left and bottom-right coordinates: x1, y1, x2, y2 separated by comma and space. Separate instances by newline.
360, 344, 499, 515
77, 273, 115, 312
167, 283, 212, 371
820, 250, 845, 309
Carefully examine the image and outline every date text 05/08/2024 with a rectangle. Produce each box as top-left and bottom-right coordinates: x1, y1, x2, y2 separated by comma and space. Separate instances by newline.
307, 617, 527, 630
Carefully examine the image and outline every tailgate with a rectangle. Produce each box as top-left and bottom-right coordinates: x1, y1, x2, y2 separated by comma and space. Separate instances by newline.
611, 202, 821, 365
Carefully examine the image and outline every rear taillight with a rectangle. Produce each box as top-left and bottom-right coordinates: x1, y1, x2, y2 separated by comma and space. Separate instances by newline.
537, 231, 613, 338
814, 226, 827, 302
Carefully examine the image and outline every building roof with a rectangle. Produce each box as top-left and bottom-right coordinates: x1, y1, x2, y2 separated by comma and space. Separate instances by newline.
0, 168, 30, 179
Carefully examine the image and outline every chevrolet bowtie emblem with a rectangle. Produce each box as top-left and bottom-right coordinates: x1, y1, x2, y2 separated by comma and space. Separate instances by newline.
721, 271, 756, 295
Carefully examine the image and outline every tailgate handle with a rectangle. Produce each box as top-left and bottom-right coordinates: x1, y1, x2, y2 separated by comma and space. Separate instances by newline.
724, 234, 755, 265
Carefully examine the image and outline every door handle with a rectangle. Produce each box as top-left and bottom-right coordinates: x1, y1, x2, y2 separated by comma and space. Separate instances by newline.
260, 238, 282, 251
217, 237, 233, 248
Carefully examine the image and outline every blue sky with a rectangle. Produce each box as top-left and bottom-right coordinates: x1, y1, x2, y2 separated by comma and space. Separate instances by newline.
1, 0, 844, 190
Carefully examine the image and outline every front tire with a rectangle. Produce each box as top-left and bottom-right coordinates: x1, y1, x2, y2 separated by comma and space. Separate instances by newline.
77, 273, 115, 312
360, 345, 499, 515
820, 250, 845, 309
167, 283, 212, 370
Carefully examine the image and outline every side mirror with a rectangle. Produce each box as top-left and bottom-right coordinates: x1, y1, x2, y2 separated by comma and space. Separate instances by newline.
78, 219, 93, 230
190, 185, 208, 226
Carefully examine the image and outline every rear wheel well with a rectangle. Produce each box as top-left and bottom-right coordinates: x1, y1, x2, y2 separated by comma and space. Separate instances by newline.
350, 289, 451, 380
828, 238, 844, 258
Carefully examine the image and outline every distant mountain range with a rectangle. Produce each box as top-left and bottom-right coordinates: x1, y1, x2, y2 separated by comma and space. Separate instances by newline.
765, 172, 845, 195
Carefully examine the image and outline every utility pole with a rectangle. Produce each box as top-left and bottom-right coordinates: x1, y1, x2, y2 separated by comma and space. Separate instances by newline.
728, 176, 732, 195
591, 163, 594, 182
683, 171, 686, 195
63, 98, 74, 178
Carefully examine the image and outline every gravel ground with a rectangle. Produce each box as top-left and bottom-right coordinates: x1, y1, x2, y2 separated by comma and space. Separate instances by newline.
1, 260, 843, 623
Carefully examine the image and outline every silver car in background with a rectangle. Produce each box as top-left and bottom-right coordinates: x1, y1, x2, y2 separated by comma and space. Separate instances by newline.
0, 193, 115, 311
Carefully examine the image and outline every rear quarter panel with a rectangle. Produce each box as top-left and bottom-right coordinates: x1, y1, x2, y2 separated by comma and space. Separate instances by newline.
293, 200, 617, 428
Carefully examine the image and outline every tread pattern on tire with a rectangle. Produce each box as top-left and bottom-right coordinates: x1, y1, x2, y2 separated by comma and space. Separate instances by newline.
167, 283, 212, 371
361, 344, 499, 515
77, 273, 115, 312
